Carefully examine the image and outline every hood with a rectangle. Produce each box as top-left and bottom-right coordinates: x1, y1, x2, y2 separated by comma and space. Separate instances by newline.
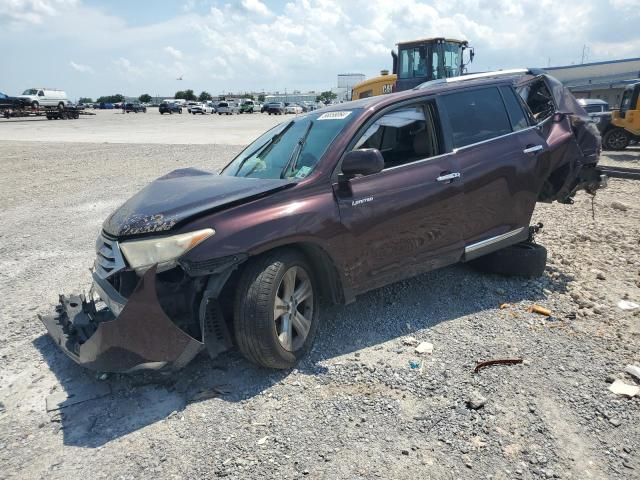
103, 168, 293, 238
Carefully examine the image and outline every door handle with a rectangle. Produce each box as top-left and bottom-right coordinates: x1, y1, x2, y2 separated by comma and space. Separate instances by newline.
523, 144, 544, 154
436, 172, 461, 182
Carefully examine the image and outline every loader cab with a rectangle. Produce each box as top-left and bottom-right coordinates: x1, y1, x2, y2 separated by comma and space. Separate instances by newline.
393, 38, 473, 92
603, 82, 640, 150
618, 83, 639, 119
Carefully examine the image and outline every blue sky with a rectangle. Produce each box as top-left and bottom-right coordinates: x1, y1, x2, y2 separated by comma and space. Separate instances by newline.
2, 0, 639, 101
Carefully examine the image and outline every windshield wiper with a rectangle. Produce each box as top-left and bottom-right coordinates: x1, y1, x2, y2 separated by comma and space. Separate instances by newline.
281, 120, 313, 179
233, 121, 294, 176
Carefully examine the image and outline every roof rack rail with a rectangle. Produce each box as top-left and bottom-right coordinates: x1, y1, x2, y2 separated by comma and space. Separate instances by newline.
415, 68, 530, 90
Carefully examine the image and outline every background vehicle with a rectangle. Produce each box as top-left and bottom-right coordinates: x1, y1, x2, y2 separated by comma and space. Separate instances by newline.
186, 101, 199, 113
265, 102, 285, 115
352, 38, 473, 99
190, 102, 213, 114
18, 88, 69, 109
0, 91, 30, 112
99, 102, 115, 109
42, 71, 605, 374
577, 98, 610, 133
239, 100, 258, 113
601, 81, 640, 150
124, 103, 147, 113
285, 104, 303, 114
159, 102, 183, 114
216, 101, 239, 115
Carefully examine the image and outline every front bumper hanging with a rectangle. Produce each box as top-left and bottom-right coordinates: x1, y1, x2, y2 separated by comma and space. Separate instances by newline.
40, 265, 203, 373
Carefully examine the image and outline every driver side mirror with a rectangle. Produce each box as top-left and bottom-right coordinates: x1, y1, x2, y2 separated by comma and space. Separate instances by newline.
340, 149, 384, 180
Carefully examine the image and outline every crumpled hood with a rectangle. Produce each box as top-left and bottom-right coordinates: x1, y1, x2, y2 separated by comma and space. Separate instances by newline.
103, 168, 292, 237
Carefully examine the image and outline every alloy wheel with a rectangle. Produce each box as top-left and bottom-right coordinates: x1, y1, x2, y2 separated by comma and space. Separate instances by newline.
273, 266, 314, 352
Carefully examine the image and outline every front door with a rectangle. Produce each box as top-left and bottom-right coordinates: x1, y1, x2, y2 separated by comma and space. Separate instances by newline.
334, 102, 464, 294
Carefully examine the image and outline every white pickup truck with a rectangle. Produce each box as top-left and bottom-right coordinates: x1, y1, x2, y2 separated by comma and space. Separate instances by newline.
18, 88, 69, 109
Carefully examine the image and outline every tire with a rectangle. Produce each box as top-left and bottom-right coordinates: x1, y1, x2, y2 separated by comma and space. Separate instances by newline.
602, 128, 630, 151
160, 111, 164, 115
31, 101, 39, 109
470, 241, 547, 278
58, 102, 65, 110
234, 249, 320, 369
179, 109, 182, 114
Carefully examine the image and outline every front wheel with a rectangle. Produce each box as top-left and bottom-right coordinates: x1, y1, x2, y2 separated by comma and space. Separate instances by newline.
234, 250, 320, 369
602, 128, 630, 151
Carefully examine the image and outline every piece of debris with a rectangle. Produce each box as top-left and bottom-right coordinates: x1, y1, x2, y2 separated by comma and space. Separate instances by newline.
611, 201, 629, 212
415, 342, 433, 355
466, 391, 487, 410
402, 337, 419, 346
190, 385, 231, 402
625, 365, 640, 382
257, 436, 268, 445
618, 300, 639, 311
499, 303, 511, 309
45, 382, 111, 412
609, 379, 640, 397
408, 360, 420, 369
474, 358, 523, 374
528, 304, 552, 316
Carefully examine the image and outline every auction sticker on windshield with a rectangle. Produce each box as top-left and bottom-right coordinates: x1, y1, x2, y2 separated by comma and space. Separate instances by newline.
317, 111, 351, 121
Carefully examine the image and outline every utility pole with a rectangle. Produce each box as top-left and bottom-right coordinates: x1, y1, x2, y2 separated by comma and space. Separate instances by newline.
581, 45, 589, 64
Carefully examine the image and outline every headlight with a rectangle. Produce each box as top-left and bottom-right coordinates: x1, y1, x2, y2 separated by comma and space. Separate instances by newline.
120, 228, 215, 274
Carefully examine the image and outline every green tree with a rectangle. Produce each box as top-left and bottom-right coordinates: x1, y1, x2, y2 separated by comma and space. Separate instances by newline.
174, 90, 185, 99
198, 91, 213, 102
78, 97, 93, 104
316, 91, 337, 104
139, 93, 152, 103
257, 94, 265, 102
96, 94, 124, 104
176, 89, 196, 101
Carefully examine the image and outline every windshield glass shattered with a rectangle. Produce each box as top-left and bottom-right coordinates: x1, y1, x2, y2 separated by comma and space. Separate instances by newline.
222, 109, 359, 179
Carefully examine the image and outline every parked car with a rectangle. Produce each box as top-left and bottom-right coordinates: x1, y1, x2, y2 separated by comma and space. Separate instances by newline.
577, 98, 611, 132
124, 103, 147, 113
18, 88, 69, 109
216, 101, 239, 115
0, 91, 31, 111
265, 102, 285, 115
285, 103, 303, 114
186, 101, 199, 113
99, 102, 115, 109
189, 102, 213, 114
41, 70, 605, 374
159, 102, 183, 114
239, 100, 258, 113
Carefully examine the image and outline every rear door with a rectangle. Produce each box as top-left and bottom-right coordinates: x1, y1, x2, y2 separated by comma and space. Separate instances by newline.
438, 85, 543, 256
334, 100, 464, 294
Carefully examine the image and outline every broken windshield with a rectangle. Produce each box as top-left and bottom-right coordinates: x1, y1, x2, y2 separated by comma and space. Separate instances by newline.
222, 109, 360, 179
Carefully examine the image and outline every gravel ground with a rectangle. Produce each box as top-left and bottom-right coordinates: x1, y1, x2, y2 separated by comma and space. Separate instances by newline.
0, 141, 638, 480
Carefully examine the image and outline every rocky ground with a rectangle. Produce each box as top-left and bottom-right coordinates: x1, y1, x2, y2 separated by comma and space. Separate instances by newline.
0, 142, 638, 480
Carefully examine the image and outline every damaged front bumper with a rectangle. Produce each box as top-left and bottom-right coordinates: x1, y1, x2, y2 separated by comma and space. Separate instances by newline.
40, 265, 203, 373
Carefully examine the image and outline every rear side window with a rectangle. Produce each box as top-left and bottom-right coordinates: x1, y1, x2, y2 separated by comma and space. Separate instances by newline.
441, 87, 512, 149
500, 86, 529, 131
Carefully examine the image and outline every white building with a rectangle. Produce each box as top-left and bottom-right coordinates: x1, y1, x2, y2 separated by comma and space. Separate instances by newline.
544, 57, 640, 106
333, 73, 366, 101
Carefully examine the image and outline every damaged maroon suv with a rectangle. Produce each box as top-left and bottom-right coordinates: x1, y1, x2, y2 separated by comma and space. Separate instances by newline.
41, 70, 605, 373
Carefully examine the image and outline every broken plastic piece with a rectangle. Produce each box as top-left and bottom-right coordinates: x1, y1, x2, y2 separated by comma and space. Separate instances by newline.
474, 358, 523, 374
528, 304, 552, 316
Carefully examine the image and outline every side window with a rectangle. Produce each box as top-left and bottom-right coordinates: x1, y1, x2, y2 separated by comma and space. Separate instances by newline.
38, 90, 44, 96
499, 86, 530, 131
354, 103, 441, 169
441, 87, 512, 149
516, 78, 554, 122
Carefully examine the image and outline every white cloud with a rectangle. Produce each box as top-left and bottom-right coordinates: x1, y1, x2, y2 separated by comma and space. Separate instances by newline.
241, 0, 271, 16
69, 61, 94, 73
0, 0, 78, 24
113, 57, 143, 78
164, 45, 183, 59
2, 0, 640, 98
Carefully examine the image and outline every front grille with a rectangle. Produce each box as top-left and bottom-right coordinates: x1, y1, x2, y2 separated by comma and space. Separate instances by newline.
94, 234, 126, 280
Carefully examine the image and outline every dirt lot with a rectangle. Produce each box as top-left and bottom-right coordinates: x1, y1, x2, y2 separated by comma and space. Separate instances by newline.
0, 112, 639, 479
